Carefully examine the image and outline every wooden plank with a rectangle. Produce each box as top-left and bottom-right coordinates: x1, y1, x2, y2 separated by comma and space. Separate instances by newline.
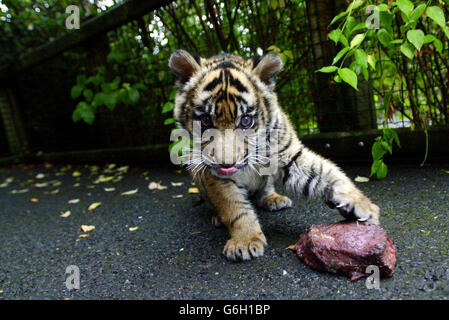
0, 0, 174, 79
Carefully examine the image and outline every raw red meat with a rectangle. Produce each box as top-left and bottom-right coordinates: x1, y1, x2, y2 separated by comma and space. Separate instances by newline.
295, 221, 396, 281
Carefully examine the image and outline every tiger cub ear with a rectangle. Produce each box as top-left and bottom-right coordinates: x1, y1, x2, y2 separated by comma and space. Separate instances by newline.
169, 50, 201, 85
252, 54, 283, 86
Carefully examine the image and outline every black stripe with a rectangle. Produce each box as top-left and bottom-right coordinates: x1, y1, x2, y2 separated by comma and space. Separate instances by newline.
277, 132, 292, 155
303, 169, 316, 198
204, 76, 222, 92
282, 147, 304, 185
229, 74, 248, 93
230, 212, 249, 226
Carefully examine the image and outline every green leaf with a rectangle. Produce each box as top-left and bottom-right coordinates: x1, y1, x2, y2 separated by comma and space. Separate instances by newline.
92, 92, 117, 110
396, 0, 414, 17
426, 6, 446, 28
381, 141, 393, 154
164, 118, 175, 125
410, 4, 426, 23
407, 29, 425, 51
337, 68, 358, 90
127, 88, 140, 104
376, 161, 388, 179
377, 29, 392, 47
332, 47, 350, 65
372, 141, 386, 160
354, 49, 368, 69
329, 29, 342, 45
71, 85, 83, 99
400, 42, 415, 59
83, 89, 93, 102
73, 102, 95, 125
162, 102, 174, 113
317, 66, 338, 73
423, 35, 436, 44
283, 50, 294, 60
370, 159, 381, 177
350, 33, 365, 49
330, 11, 347, 25
367, 55, 377, 70
433, 38, 443, 53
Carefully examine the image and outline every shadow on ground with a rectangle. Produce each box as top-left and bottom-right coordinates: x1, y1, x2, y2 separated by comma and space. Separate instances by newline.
0, 163, 448, 299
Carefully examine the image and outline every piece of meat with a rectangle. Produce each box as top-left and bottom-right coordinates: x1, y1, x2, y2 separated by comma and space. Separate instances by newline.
295, 221, 396, 281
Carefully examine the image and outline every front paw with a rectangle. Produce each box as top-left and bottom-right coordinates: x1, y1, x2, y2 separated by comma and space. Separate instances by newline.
261, 193, 293, 212
223, 233, 267, 261
332, 196, 380, 225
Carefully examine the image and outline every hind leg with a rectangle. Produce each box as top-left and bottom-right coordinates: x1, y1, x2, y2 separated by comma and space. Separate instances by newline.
257, 176, 293, 212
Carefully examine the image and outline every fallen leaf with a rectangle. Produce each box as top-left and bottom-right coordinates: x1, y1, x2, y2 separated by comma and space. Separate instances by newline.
121, 189, 138, 196
88, 202, 102, 211
175, 169, 182, 174
10, 189, 29, 194
354, 176, 370, 183
191, 231, 202, 235
50, 189, 60, 194
117, 166, 129, 173
104, 187, 115, 192
287, 244, 296, 251
34, 182, 49, 188
129, 226, 139, 232
148, 181, 159, 190
30, 198, 39, 202
63, 297, 73, 300
94, 175, 114, 184
188, 187, 200, 194
68, 199, 80, 204
108, 164, 116, 170
171, 182, 184, 187
0, 289, 3, 294
442, 169, 449, 174
72, 171, 81, 177
78, 234, 89, 238
60, 211, 71, 218
73, 183, 80, 187
52, 181, 62, 187
81, 225, 95, 232
172, 194, 183, 198
35, 173, 45, 179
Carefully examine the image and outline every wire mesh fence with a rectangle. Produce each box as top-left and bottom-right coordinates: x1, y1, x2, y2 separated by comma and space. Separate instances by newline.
2, 0, 448, 156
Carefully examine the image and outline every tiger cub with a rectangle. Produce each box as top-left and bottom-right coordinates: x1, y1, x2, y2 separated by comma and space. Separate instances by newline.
169, 50, 380, 261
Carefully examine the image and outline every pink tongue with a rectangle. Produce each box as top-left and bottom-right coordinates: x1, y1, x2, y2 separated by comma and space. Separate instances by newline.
217, 167, 238, 175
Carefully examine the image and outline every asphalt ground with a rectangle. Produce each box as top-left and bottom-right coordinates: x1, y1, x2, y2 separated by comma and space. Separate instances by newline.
0, 162, 448, 299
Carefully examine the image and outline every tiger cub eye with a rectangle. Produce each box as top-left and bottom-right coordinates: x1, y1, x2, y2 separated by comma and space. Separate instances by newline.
240, 115, 253, 128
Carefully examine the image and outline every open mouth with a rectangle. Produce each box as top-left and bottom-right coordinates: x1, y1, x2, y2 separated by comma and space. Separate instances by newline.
215, 166, 238, 175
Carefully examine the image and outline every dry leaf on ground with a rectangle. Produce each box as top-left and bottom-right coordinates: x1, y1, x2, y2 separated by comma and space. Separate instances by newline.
354, 176, 370, 183
80, 225, 95, 232
171, 182, 184, 187
72, 171, 81, 177
172, 194, 183, 199
104, 187, 115, 192
68, 199, 80, 204
188, 187, 200, 194
129, 226, 139, 232
78, 234, 89, 238
30, 198, 39, 202
88, 202, 102, 211
60, 211, 71, 218
287, 244, 296, 251
121, 188, 138, 196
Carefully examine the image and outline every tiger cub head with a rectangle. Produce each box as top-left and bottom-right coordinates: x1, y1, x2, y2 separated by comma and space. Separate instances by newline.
169, 50, 283, 177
